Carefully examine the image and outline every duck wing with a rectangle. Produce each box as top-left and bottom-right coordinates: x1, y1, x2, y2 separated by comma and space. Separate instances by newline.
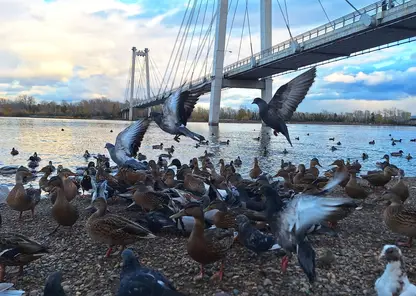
267, 67, 316, 121
115, 117, 150, 158
105, 215, 156, 238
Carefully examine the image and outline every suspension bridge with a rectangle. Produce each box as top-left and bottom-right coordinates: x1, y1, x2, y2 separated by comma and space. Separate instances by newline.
120, 0, 416, 125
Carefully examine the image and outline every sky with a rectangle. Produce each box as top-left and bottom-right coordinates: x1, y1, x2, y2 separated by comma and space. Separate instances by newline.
0, 0, 415, 114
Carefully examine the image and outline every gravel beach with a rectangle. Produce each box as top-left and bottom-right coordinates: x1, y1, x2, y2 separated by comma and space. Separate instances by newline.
1, 177, 416, 296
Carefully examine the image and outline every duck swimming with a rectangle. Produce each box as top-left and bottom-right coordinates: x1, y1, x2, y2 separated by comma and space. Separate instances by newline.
10, 148, 19, 156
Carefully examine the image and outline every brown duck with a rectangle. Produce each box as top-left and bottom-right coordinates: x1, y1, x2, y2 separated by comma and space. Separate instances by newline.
183, 173, 206, 195
382, 193, 416, 248
344, 171, 369, 199
362, 166, 394, 189
170, 202, 234, 281
330, 159, 349, 187
47, 176, 79, 235
306, 158, 322, 178
38, 166, 53, 192
129, 184, 170, 212
86, 196, 155, 257
249, 157, 262, 179
6, 171, 40, 219
293, 164, 316, 185
385, 172, 409, 202
0, 233, 48, 281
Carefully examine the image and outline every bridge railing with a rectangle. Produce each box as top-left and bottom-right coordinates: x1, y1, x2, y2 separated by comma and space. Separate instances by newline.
223, 0, 409, 74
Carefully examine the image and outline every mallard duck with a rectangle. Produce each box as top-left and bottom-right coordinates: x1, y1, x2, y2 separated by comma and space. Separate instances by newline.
152, 143, 163, 149
183, 173, 206, 195
336, 141, 341, 146
203, 150, 215, 158
347, 160, 362, 172
369, 140, 375, 145
10, 148, 18, 156
234, 156, 242, 167
362, 166, 394, 189
385, 172, 409, 202
306, 158, 322, 178
28, 152, 41, 162
86, 196, 155, 257
219, 140, 230, 145
382, 193, 416, 247
157, 156, 168, 169
164, 145, 175, 153
159, 151, 173, 159
83, 150, 91, 158
48, 176, 79, 235
192, 158, 211, 179
249, 158, 262, 179
6, 171, 40, 219
406, 153, 413, 160
40, 161, 56, 173
50, 169, 78, 203
391, 150, 404, 157
80, 171, 93, 197
170, 202, 234, 281
345, 171, 369, 199
329, 137, 335, 141
330, 159, 349, 187
130, 184, 170, 212
331, 146, 337, 151
0, 233, 48, 281
39, 166, 53, 192
362, 153, 369, 160
137, 153, 147, 161
392, 141, 396, 146
293, 164, 316, 185
163, 169, 178, 188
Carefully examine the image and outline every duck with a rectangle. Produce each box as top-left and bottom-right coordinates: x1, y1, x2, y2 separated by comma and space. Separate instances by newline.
392, 141, 396, 146
49, 169, 78, 203
183, 173, 206, 195
406, 153, 413, 160
159, 151, 173, 159
330, 159, 349, 187
295, 137, 300, 140
331, 146, 337, 151
253, 137, 260, 141
157, 156, 168, 170
80, 171, 93, 197
164, 145, 175, 154
204, 150, 215, 158
83, 150, 91, 158
86, 195, 156, 257
249, 157, 262, 179
369, 140, 375, 145
382, 193, 416, 248
137, 153, 147, 161
329, 137, 335, 141
163, 169, 178, 188
283, 149, 288, 154
40, 161, 56, 173
336, 141, 341, 146
390, 150, 404, 157
362, 153, 369, 160
344, 170, 369, 199
152, 143, 163, 149
362, 166, 394, 189
411, 138, 416, 142
293, 164, 316, 185
384, 171, 409, 203
6, 171, 41, 219
28, 160, 39, 169
28, 152, 41, 162
219, 140, 230, 145
10, 148, 19, 156
234, 156, 242, 167
375, 245, 416, 296
306, 158, 322, 179
48, 176, 79, 235
0, 233, 48, 281
129, 184, 170, 212
170, 202, 234, 281
38, 166, 54, 192
118, 249, 183, 296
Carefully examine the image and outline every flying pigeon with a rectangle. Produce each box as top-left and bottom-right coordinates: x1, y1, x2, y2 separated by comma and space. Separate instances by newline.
105, 117, 149, 170
151, 87, 205, 143
118, 249, 185, 296
263, 171, 356, 283
252, 67, 316, 147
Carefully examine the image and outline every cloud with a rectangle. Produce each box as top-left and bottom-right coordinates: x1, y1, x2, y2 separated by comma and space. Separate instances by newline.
0, 0, 414, 115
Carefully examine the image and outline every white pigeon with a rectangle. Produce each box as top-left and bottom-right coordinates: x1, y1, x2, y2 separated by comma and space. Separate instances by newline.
375, 244, 416, 296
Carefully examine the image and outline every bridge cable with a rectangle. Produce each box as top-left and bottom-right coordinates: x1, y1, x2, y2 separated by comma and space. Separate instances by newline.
245, 0, 254, 57
124, 63, 132, 103
204, 0, 217, 77
344, 0, 362, 15
225, 0, 239, 57
180, 0, 204, 86
276, 0, 294, 41
318, 0, 335, 29
169, 0, 198, 92
237, 2, 247, 61
158, 0, 192, 97
284, 0, 289, 31
150, 56, 163, 87
135, 58, 146, 103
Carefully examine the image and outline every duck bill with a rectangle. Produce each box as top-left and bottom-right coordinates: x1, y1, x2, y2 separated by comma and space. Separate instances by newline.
170, 209, 186, 219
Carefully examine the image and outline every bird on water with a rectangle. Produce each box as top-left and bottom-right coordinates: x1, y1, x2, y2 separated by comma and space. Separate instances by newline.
251, 67, 316, 147
151, 87, 205, 143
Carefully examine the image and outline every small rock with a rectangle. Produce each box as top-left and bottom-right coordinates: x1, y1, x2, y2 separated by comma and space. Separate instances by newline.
263, 278, 272, 286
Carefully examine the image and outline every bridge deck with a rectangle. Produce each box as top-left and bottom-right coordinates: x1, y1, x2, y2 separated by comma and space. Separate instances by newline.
124, 0, 416, 111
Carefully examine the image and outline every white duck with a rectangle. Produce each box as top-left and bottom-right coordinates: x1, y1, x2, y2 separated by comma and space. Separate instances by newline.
375, 244, 416, 296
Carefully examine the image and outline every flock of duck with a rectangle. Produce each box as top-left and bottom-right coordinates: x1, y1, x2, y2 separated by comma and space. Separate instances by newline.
1, 67, 416, 295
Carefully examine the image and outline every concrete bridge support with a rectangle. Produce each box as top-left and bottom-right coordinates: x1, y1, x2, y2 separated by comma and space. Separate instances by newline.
208, 0, 228, 126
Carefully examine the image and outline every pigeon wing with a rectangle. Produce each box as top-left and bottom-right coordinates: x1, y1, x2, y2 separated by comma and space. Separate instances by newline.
178, 91, 200, 125
115, 117, 150, 157
268, 67, 316, 121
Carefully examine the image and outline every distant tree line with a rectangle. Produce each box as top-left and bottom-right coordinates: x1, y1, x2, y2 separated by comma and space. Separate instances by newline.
0, 95, 122, 119
0, 95, 412, 125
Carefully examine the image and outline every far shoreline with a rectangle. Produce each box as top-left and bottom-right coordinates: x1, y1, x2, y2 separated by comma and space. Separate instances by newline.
0, 115, 415, 127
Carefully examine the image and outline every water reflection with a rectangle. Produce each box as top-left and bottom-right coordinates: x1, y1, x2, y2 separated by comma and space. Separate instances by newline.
0, 117, 415, 189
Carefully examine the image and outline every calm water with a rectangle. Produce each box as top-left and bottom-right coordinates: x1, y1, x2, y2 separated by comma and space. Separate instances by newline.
0, 117, 415, 187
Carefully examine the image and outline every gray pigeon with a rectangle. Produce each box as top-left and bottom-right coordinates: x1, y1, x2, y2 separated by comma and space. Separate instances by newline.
105, 117, 149, 170
151, 87, 205, 143
252, 67, 316, 147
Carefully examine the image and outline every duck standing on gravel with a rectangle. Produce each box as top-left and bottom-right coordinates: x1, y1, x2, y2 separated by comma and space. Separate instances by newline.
105, 117, 150, 170
375, 245, 416, 295
151, 87, 205, 143
118, 249, 185, 296
251, 67, 316, 147
10, 148, 19, 156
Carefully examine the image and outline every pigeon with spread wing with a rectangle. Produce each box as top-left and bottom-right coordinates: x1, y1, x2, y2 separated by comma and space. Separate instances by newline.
252, 67, 316, 147
151, 87, 205, 143
105, 117, 149, 170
